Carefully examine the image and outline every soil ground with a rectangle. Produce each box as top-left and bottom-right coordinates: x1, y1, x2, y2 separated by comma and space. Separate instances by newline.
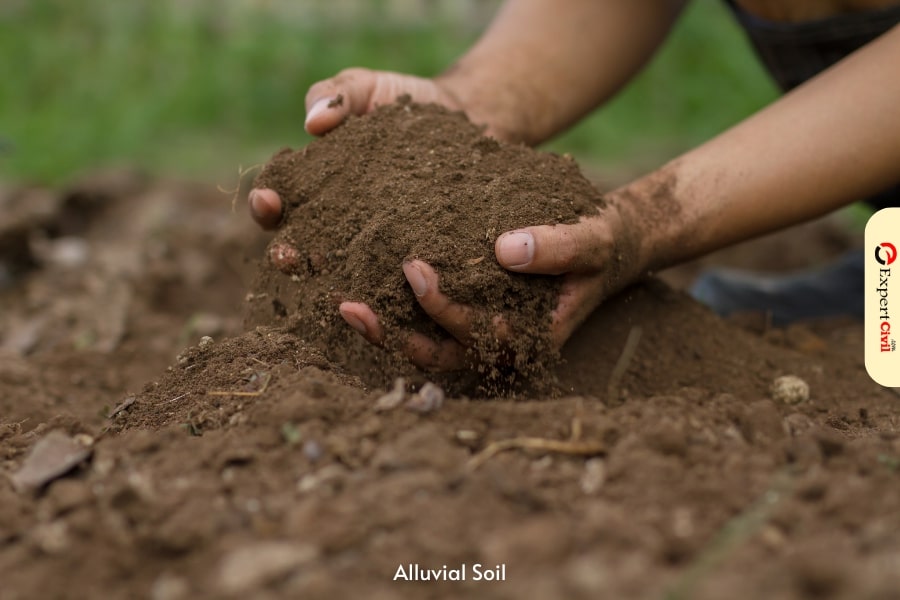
1, 147, 898, 597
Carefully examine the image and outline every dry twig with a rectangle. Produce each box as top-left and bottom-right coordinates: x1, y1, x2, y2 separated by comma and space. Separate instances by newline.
466, 403, 603, 472
466, 436, 606, 472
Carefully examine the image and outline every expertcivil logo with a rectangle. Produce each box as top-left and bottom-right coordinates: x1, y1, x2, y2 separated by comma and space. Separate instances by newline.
875, 242, 897, 266
866, 210, 900, 387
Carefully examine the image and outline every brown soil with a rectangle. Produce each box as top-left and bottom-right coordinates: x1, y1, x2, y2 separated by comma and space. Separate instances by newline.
249, 99, 604, 394
1, 142, 898, 598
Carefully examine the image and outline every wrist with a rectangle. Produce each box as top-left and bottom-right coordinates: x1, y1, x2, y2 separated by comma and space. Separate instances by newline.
605, 161, 690, 280
434, 66, 533, 144
598, 199, 649, 294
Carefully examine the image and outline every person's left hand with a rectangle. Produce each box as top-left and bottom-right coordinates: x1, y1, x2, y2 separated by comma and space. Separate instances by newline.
338, 208, 638, 371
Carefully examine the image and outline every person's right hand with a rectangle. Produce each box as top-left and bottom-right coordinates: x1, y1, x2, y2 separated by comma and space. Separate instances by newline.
248, 68, 467, 229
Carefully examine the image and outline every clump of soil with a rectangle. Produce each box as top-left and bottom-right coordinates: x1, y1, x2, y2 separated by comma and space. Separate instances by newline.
249, 98, 605, 393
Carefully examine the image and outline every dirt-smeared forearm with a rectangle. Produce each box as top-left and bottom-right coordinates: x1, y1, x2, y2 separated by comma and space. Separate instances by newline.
610, 24, 900, 278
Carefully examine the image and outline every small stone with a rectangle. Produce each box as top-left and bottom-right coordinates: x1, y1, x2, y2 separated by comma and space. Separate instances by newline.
302, 440, 324, 462
406, 382, 444, 413
269, 242, 301, 273
198, 336, 214, 348
217, 542, 318, 595
36, 236, 90, 269
760, 525, 787, 550
771, 375, 810, 404
580, 458, 606, 495
456, 430, 479, 442
11, 430, 93, 493
296, 464, 346, 494
373, 377, 406, 412
73, 433, 94, 448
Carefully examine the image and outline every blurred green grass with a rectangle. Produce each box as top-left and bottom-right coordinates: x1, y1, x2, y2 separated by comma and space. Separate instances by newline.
0, 0, 778, 185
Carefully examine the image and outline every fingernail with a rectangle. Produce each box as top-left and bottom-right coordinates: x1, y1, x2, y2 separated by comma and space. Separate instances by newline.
497, 231, 534, 268
248, 190, 263, 219
341, 311, 367, 335
305, 98, 333, 127
403, 261, 428, 296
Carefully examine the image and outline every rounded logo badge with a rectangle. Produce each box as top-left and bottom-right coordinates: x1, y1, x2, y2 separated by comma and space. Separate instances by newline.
866, 209, 900, 387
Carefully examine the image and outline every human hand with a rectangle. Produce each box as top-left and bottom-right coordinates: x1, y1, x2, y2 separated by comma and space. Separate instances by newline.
249, 68, 467, 229
338, 209, 638, 371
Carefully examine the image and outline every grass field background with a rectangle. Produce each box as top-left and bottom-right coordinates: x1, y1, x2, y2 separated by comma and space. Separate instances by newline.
1, 0, 778, 185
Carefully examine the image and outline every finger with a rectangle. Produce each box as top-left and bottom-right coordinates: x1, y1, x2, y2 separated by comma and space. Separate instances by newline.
339, 301, 383, 346
339, 301, 467, 371
495, 215, 612, 276
402, 333, 468, 372
305, 69, 459, 136
248, 188, 283, 230
550, 274, 607, 348
305, 68, 380, 135
402, 260, 511, 346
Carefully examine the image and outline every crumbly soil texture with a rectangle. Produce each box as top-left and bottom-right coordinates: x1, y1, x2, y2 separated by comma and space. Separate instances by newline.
249, 99, 604, 394
1, 148, 899, 598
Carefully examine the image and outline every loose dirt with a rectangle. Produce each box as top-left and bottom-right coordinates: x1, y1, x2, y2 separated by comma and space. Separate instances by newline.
1, 114, 898, 599
249, 99, 604, 394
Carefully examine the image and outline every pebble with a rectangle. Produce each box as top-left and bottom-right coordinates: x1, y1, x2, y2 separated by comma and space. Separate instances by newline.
269, 242, 301, 273
771, 375, 810, 404
373, 377, 406, 412
406, 382, 444, 413
217, 542, 319, 595
302, 440, 324, 462
42, 236, 90, 269
455, 430, 479, 442
580, 458, 607, 495
11, 430, 93, 493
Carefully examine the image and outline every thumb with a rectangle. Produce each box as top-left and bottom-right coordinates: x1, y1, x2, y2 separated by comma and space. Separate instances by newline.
494, 216, 614, 276
304, 68, 380, 135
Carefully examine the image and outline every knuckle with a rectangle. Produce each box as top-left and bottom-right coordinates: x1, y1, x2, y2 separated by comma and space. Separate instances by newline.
550, 229, 580, 272
336, 66, 370, 79
306, 68, 367, 103
428, 300, 454, 321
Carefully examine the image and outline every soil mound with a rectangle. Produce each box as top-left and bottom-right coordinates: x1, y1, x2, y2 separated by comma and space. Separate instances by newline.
249, 98, 604, 393
3, 171, 899, 600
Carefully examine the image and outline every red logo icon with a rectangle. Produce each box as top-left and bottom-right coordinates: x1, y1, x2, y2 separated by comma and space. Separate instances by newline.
875, 242, 897, 266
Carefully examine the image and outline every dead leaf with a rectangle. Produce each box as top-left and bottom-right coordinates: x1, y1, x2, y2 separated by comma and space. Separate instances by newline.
107, 396, 136, 418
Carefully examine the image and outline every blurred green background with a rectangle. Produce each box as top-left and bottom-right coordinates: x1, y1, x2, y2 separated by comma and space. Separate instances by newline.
1, 0, 778, 186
